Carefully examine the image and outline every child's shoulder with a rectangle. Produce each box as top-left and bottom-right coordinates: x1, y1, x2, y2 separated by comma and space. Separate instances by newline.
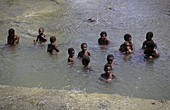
101, 73, 107, 78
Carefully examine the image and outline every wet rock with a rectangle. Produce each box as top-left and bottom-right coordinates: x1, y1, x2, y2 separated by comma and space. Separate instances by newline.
151, 102, 155, 105
86, 18, 96, 23
107, 7, 115, 11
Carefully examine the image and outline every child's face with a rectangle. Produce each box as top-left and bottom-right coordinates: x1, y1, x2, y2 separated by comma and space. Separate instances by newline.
70, 51, 75, 57
105, 66, 112, 74
39, 29, 44, 35
107, 57, 114, 64
9, 31, 14, 36
128, 37, 132, 42
101, 34, 107, 39
81, 44, 87, 51
146, 36, 152, 41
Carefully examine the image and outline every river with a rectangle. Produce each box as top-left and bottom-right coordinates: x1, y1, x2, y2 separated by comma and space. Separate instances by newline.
0, 0, 170, 100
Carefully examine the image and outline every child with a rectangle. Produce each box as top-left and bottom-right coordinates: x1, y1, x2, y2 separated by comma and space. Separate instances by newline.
47, 36, 59, 54
142, 32, 157, 49
100, 64, 115, 83
7, 28, 20, 46
119, 34, 134, 54
77, 43, 91, 58
34, 27, 47, 44
106, 54, 116, 67
98, 31, 109, 45
144, 41, 160, 59
68, 48, 75, 64
82, 56, 91, 69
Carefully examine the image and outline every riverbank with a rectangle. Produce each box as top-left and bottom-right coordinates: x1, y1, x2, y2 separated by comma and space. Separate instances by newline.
0, 85, 169, 110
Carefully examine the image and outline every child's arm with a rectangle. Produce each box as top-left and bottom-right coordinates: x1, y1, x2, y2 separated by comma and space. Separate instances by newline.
142, 41, 146, 49
131, 41, 135, 51
14, 35, 20, 45
54, 46, 59, 52
154, 41, 157, 49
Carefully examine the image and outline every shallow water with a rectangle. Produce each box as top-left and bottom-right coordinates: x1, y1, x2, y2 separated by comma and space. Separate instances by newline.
0, 0, 170, 100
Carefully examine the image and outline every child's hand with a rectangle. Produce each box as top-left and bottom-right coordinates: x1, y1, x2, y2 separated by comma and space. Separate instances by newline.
106, 78, 113, 82
33, 40, 37, 46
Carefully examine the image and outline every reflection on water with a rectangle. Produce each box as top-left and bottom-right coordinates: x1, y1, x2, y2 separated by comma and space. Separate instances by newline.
0, 0, 170, 100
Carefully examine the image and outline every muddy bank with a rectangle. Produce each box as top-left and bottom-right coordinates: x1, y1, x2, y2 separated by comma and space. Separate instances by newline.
0, 85, 169, 110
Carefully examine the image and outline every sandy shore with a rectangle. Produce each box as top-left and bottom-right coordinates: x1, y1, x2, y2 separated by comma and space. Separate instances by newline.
0, 85, 169, 110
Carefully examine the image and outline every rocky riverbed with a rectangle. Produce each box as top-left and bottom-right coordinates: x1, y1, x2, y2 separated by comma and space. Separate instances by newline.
0, 85, 169, 110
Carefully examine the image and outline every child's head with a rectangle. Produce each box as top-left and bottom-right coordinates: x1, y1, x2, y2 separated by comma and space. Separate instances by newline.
81, 43, 88, 51
107, 54, 114, 64
8, 28, 15, 36
100, 31, 107, 39
104, 64, 112, 74
50, 36, 56, 44
68, 48, 75, 57
38, 27, 44, 35
82, 56, 90, 67
146, 32, 153, 41
124, 34, 132, 42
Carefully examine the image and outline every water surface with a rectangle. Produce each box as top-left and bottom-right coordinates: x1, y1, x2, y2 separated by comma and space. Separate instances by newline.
0, 0, 170, 100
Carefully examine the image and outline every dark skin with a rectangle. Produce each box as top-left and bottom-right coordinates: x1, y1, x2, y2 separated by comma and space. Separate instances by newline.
7, 29, 20, 46
68, 51, 75, 64
104, 66, 115, 82
119, 34, 134, 54
82, 56, 90, 69
107, 56, 117, 67
123, 41, 133, 54
47, 37, 59, 54
144, 41, 160, 59
34, 28, 47, 45
77, 43, 91, 58
127, 37, 135, 52
98, 33, 109, 45
100, 65, 115, 83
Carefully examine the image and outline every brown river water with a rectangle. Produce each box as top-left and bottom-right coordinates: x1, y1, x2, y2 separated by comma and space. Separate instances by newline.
0, 0, 170, 100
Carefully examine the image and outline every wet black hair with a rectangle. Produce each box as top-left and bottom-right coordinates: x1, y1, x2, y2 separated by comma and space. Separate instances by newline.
8, 28, 15, 35
68, 48, 75, 55
50, 36, 56, 43
82, 56, 90, 66
124, 34, 131, 41
7, 28, 15, 45
146, 32, 153, 40
104, 64, 112, 71
100, 31, 107, 37
81, 43, 87, 49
